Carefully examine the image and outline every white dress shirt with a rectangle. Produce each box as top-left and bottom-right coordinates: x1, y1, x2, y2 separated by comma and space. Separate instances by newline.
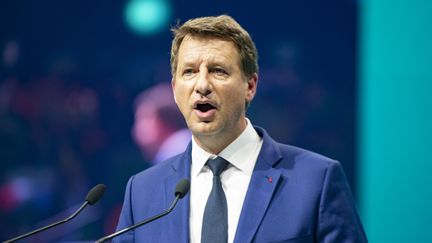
189, 119, 263, 243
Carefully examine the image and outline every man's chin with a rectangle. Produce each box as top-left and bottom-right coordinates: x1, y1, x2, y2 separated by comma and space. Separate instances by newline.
189, 121, 220, 136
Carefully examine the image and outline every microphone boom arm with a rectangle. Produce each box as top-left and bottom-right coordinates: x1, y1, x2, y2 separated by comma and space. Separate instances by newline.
3, 201, 89, 243
95, 195, 181, 243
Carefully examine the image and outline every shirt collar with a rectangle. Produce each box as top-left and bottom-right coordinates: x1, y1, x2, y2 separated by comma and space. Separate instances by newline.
191, 118, 261, 176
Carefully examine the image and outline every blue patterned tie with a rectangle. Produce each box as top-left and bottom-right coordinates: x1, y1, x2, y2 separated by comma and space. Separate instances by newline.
201, 156, 229, 243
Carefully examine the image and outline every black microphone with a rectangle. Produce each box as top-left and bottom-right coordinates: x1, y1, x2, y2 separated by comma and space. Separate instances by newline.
3, 184, 106, 243
95, 179, 190, 243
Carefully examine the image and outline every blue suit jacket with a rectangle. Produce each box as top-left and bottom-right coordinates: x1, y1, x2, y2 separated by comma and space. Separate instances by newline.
115, 127, 367, 242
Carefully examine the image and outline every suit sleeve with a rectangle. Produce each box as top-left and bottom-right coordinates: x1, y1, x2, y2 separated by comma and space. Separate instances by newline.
316, 161, 368, 243
112, 175, 135, 243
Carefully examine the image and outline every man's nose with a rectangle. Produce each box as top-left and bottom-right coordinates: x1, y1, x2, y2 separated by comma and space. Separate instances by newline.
195, 69, 212, 97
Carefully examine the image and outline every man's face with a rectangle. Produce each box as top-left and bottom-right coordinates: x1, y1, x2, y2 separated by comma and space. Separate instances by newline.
172, 35, 257, 144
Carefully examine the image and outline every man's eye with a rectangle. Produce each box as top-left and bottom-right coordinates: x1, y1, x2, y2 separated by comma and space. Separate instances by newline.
183, 69, 194, 77
211, 68, 228, 77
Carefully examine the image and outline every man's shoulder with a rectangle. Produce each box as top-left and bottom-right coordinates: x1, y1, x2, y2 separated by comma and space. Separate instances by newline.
256, 125, 339, 171
132, 153, 185, 183
263, 140, 343, 190
276, 142, 339, 170
278, 143, 336, 164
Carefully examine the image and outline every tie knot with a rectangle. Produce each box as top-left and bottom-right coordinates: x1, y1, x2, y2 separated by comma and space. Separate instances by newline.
206, 157, 229, 177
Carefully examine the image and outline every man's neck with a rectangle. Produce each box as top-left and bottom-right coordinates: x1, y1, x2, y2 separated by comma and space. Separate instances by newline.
193, 119, 248, 155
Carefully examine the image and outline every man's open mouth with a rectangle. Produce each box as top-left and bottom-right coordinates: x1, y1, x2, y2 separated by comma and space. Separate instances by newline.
195, 103, 216, 112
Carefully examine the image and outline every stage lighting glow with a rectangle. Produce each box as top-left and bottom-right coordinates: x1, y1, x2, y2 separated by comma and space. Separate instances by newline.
124, 0, 171, 35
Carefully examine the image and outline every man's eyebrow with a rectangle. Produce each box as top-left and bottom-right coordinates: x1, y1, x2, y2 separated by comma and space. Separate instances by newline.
208, 61, 229, 67
178, 57, 231, 69
178, 61, 196, 68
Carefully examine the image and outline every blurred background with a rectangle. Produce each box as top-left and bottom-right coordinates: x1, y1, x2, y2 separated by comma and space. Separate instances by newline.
0, 0, 430, 242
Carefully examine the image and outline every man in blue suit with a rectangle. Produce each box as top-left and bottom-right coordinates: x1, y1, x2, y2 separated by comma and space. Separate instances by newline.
115, 15, 367, 242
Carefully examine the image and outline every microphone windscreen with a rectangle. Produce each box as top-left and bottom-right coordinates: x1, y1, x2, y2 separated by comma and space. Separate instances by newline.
175, 179, 190, 199
85, 184, 106, 205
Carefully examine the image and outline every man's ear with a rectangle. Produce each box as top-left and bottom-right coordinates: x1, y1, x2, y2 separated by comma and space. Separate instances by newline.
245, 73, 258, 103
171, 78, 177, 103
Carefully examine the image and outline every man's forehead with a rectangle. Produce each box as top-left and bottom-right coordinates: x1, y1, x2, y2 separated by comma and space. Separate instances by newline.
177, 35, 240, 64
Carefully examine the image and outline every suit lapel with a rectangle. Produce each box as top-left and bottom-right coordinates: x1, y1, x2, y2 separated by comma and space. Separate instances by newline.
234, 127, 283, 243
164, 143, 192, 242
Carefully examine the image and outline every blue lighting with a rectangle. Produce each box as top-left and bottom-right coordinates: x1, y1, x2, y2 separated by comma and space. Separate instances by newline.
124, 0, 171, 35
